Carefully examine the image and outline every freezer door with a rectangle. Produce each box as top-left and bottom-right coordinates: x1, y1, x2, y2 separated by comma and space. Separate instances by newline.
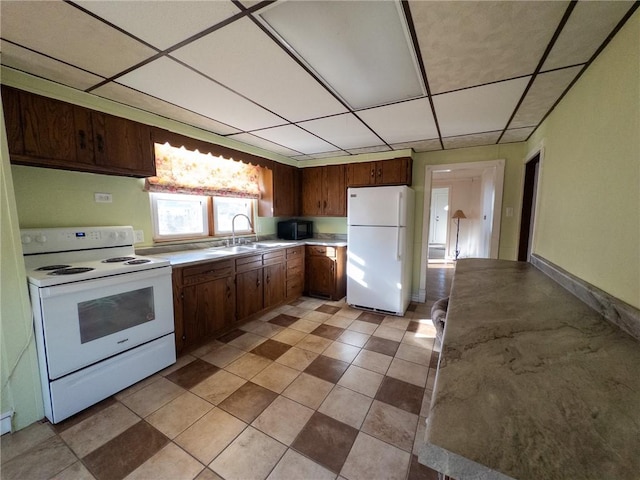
348, 186, 410, 226
347, 225, 405, 314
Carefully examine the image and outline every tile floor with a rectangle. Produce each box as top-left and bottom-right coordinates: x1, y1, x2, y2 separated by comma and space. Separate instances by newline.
1, 267, 454, 480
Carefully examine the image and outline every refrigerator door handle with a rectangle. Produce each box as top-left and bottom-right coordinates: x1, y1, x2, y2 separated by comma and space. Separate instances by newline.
396, 191, 403, 260
396, 227, 401, 261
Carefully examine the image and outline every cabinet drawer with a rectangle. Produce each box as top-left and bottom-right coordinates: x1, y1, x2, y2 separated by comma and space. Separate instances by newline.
263, 250, 285, 266
287, 261, 303, 279
307, 245, 337, 258
287, 277, 304, 297
181, 260, 233, 285
236, 254, 263, 273
286, 246, 304, 259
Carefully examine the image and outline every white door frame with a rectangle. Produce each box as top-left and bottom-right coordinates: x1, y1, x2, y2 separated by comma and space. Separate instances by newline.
417, 159, 505, 302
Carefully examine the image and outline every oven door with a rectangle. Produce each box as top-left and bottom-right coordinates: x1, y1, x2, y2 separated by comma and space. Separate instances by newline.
33, 266, 174, 380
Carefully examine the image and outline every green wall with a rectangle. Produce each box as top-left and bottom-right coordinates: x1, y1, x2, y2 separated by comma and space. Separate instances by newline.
528, 10, 639, 308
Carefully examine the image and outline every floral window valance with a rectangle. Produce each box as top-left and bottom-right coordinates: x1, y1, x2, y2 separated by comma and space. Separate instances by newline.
145, 143, 261, 198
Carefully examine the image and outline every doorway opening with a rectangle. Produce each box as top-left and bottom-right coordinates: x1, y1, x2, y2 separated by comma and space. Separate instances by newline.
428, 187, 450, 262
518, 152, 540, 262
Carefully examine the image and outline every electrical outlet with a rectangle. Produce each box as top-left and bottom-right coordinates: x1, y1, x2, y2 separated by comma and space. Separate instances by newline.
94, 192, 112, 203
134, 230, 144, 243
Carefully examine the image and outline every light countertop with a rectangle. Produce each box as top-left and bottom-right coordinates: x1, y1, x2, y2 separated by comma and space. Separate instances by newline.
419, 258, 640, 480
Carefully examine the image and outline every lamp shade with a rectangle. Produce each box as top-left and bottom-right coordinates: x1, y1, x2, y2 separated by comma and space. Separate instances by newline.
452, 210, 467, 219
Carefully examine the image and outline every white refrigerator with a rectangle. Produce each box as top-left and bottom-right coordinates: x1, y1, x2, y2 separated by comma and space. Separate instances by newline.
347, 185, 415, 315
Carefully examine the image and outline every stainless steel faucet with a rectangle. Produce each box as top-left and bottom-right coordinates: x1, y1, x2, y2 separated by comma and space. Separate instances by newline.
231, 213, 256, 245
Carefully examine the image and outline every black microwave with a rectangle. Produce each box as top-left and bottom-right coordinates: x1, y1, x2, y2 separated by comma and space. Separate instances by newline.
278, 219, 313, 240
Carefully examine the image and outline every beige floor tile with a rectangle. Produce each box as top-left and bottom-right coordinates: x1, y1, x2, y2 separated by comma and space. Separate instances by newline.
225, 353, 272, 380
115, 374, 162, 400
51, 461, 96, 480
146, 391, 213, 439
272, 328, 308, 345
297, 299, 325, 310
303, 310, 332, 323
251, 362, 300, 393
0, 420, 56, 463
352, 349, 393, 375
275, 347, 319, 371
323, 341, 361, 363
175, 408, 247, 465
337, 365, 383, 398
248, 321, 285, 338
337, 330, 370, 348
267, 449, 336, 480
340, 432, 410, 480
191, 341, 225, 358
125, 443, 205, 480
282, 373, 334, 409
324, 315, 354, 329
361, 400, 418, 452
421, 389, 433, 417
1, 436, 77, 480
158, 355, 197, 376
426, 368, 437, 390
119, 377, 185, 418
413, 417, 427, 455
381, 317, 411, 331
387, 358, 429, 387
318, 385, 373, 429
296, 334, 332, 354
279, 305, 310, 318
337, 307, 362, 319
190, 370, 247, 405
347, 320, 378, 335
228, 332, 268, 351
252, 396, 314, 445
195, 468, 224, 480
401, 331, 435, 350
289, 318, 322, 333
60, 402, 140, 457
200, 344, 245, 368
372, 325, 406, 342
210, 427, 286, 480
395, 344, 431, 366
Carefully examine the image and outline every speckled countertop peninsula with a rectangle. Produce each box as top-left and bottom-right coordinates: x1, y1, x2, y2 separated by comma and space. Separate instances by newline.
419, 259, 640, 480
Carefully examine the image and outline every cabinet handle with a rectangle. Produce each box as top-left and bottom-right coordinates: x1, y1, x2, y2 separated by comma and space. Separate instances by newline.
256, 279, 261, 287
317, 201, 321, 209
266, 275, 270, 284
96, 134, 104, 153
323, 200, 327, 209
377, 169, 382, 177
182, 335, 186, 340
371, 168, 375, 177
78, 130, 86, 149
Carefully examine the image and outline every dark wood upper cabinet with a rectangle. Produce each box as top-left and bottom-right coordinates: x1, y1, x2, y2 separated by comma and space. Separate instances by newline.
3, 86, 155, 178
301, 164, 346, 217
347, 157, 413, 187
258, 162, 300, 217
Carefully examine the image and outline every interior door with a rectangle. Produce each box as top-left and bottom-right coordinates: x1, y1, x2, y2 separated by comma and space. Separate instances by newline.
429, 188, 449, 244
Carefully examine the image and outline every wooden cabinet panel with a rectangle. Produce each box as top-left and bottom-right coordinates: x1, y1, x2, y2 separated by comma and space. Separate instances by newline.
346, 158, 413, 187
302, 166, 324, 216
182, 276, 234, 347
302, 165, 346, 217
264, 262, 285, 309
273, 163, 300, 217
346, 162, 375, 187
236, 268, 264, 321
1, 86, 24, 155
305, 245, 346, 300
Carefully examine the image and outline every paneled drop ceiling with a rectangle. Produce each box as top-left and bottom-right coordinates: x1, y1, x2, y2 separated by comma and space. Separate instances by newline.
0, 0, 636, 162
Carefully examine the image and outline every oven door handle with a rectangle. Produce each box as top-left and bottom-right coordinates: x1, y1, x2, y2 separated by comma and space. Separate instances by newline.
37, 266, 172, 298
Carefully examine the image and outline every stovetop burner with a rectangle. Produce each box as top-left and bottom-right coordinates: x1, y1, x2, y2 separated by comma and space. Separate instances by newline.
102, 256, 136, 263
126, 259, 151, 265
36, 264, 71, 271
49, 267, 95, 275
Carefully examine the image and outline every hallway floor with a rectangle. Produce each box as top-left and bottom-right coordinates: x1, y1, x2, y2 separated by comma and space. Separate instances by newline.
1, 267, 454, 480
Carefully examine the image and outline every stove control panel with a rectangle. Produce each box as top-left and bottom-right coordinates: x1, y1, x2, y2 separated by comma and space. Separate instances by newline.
21, 226, 135, 255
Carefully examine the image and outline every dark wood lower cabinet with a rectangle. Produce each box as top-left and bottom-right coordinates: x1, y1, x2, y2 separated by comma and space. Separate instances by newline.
236, 268, 264, 322
305, 245, 347, 300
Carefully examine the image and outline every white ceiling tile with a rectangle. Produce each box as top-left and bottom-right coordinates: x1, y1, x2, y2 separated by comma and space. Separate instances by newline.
357, 98, 438, 144
500, 127, 535, 144
252, 125, 336, 155
1, 42, 104, 91
297, 114, 384, 150
92, 82, 241, 136
75, 1, 241, 50
543, 1, 634, 71
171, 17, 347, 122
306, 150, 349, 160
510, 67, 581, 129
442, 131, 501, 150
390, 139, 442, 153
117, 57, 285, 131
410, 1, 569, 94
0, 1, 157, 78
433, 77, 530, 137
227, 133, 301, 157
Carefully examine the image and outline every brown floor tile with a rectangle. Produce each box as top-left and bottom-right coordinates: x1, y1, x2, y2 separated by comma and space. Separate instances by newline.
269, 313, 300, 327
304, 354, 349, 383
376, 376, 424, 415
291, 411, 359, 474
288, 298, 305, 306
1, 420, 56, 462
311, 324, 345, 340
408, 454, 441, 480
364, 336, 400, 356
165, 358, 220, 389
357, 311, 385, 324
217, 382, 278, 423
316, 304, 342, 315
125, 443, 205, 480
430, 349, 441, 368
407, 303, 418, 312
82, 421, 169, 480
217, 329, 246, 343
1, 436, 76, 480
361, 400, 418, 452
250, 339, 292, 360
50, 397, 117, 434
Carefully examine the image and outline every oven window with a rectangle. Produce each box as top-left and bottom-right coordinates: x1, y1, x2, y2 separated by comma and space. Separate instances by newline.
78, 287, 156, 344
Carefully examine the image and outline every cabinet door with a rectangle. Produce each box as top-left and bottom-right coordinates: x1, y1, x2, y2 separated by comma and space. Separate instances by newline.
346, 162, 375, 187
301, 166, 323, 216
93, 113, 156, 176
375, 158, 412, 186
264, 262, 285, 308
323, 164, 346, 216
306, 255, 336, 298
1, 86, 25, 155
236, 269, 264, 321
273, 163, 300, 217
182, 277, 230, 349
